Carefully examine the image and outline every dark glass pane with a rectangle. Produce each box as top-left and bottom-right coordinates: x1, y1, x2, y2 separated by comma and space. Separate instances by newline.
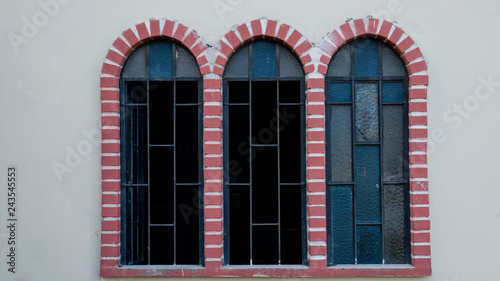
253, 225, 279, 264
355, 145, 381, 223
123, 186, 148, 265
150, 147, 174, 224
279, 45, 302, 77
122, 45, 147, 78
331, 185, 354, 264
176, 106, 199, 183
357, 225, 382, 264
125, 81, 148, 104
279, 80, 301, 103
176, 81, 198, 104
252, 41, 276, 77
383, 105, 405, 181
383, 185, 406, 264
382, 82, 404, 102
252, 146, 278, 223
327, 44, 351, 77
150, 40, 173, 77
354, 39, 379, 76
252, 81, 277, 144
175, 44, 201, 78
149, 81, 174, 144
124, 106, 148, 184
355, 83, 379, 142
225, 45, 249, 77
330, 83, 352, 102
229, 186, 250, 264
330, 105, 352, 182
150, 226, 174, 264
382, 45, 406, 76
228, 105, 250, 183
280, 185, 303, 264
176, 186, 200, 264
279, 105, 301, 183
228, 81, 249, 103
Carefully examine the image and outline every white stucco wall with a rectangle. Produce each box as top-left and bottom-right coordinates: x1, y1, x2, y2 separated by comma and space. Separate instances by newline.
0, 0, 499, 280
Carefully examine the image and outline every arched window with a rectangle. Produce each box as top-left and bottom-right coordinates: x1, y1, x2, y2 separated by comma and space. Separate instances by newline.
326, 38, 410, 265
120, 40, 203, 265
223, 40, 306, 265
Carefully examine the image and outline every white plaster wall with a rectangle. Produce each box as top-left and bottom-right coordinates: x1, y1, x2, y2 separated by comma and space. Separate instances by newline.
0, 0, 499, 280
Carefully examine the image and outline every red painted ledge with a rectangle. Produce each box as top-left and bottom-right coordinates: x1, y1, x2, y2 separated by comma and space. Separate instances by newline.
101, 265, 431, 277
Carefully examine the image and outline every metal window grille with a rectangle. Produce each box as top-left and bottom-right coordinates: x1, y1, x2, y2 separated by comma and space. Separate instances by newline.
120, 40, 204, 265
223, 41, 307, 265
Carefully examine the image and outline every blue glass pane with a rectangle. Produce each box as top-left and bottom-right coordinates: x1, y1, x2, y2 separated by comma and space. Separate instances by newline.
252, 41, 276, 77
357, 225, 381, 264
331, 185, 354, 264
150, 41, 172, 77
355, 83, 379, 142
330, 83, 351, 102
383, 82, 404, 102
355, 145, 380, 222
354, 39, 378, 76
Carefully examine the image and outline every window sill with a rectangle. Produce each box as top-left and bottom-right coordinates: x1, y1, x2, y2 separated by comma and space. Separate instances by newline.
101, 263, 431, 277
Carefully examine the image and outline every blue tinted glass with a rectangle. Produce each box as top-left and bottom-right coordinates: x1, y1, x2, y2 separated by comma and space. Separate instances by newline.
355, 145, 380, 223
354, 39, 378, 76
383, 82, 404, 102
330, 83, 351, 102
150, 41, 172, 77
357, 225, 382, 264
252, 41, 276, 77
331, 185, 354, 264
355, 83, 379, 142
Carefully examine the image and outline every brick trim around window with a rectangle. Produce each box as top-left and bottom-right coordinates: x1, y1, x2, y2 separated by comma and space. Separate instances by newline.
100, 18, 430, 277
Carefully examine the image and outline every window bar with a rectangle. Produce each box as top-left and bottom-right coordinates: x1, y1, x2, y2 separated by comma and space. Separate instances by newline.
248, 49, 254, 264
350, 48, 358, 263
377, 43, 385, 264
172, 44, 177, 264
403, 75, 411, 264
277, 80, 282, 265
198, 79, 204, 265
146, 78, 152, 265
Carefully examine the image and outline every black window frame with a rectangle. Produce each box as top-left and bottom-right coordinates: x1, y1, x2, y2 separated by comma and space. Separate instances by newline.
119, 40, 204, 266
222, 40, 307, 266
